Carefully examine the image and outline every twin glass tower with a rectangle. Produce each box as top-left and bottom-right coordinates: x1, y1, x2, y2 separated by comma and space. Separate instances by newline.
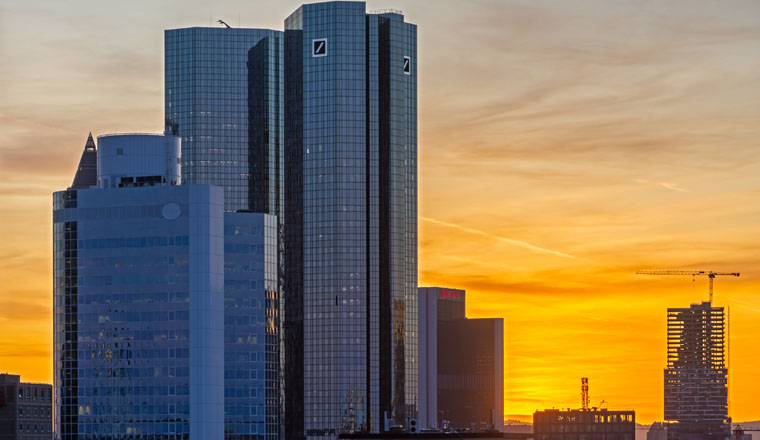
52, 2, 418, 439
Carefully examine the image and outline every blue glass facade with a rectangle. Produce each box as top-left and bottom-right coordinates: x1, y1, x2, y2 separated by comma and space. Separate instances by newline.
284, 3, 418, 438
223, 213, 279, 439
164, 27, 283, 215
53, 180, 278, 439
53, 184, 226, 439
165, 27, 285, 439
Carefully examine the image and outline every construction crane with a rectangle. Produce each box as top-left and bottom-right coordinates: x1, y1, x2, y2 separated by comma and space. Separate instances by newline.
636, 270, 740, 303
581, 378, 590, 411
217, 19, 231, 28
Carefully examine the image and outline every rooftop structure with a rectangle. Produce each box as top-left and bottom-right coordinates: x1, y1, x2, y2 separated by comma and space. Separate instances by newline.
70, 133, 97, 189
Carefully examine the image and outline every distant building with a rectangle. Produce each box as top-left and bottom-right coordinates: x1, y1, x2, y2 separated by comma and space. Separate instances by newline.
418, 287, 504, 432
0, 373, 52, 439
533, 409, 635, 440
732, 426, 752, 440
665, 302, 730, 440
53, 134, 277, 439
648, 422, 669, 440
339, 433, 520, 440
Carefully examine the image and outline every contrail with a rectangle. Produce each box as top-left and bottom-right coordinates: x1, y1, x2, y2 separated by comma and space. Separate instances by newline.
420, 216, 575, 259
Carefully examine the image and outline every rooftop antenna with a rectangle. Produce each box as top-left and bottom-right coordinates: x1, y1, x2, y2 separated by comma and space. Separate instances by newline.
581, 378, 590, 411
217, 19, 231, 28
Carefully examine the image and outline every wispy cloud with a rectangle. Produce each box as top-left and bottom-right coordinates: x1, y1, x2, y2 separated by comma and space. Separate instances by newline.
421, 216, 575, 259
635, 179, 689, 192
658, 182, 688, 192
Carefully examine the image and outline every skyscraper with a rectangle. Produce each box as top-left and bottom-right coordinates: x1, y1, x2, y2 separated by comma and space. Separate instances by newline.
223, 213, 280, 439
164, 28, 285, 437
164, 27, 283, 215
53, 134, 278, 439
665, 302, 730, 440
283, 2, 418, 438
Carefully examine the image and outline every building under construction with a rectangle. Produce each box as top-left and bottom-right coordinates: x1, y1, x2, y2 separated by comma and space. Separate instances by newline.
665, 302, 730, 440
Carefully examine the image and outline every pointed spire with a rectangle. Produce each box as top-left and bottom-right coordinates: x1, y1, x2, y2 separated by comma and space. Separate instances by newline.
70, 132, 98, 189
84, 132, 96, 151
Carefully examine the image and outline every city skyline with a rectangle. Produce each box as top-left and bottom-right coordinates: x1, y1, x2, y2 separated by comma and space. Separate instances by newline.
1, 0, 759, 426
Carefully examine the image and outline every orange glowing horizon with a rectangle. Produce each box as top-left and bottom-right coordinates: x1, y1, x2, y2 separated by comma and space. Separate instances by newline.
1, 0, 759, 425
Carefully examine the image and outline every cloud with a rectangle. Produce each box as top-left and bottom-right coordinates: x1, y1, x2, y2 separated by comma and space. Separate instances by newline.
0, 345, 50, 358
421, 216, 575, 259
0, 301, 50, 321
658, 182, 687, 192
634, 179, 688, 192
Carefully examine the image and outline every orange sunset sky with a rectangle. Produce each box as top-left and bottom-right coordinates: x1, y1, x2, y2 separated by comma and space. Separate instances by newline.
1, 0, 759, 424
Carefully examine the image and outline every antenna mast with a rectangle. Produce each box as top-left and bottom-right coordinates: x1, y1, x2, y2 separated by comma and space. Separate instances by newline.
581, 378, 590, 411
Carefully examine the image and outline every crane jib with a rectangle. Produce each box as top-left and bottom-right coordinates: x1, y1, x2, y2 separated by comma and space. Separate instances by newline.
635, 270, 740, 303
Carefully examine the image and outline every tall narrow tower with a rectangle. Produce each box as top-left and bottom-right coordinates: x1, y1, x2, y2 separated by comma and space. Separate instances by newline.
664, 302, 730, 440
164, 26, 283, 215
284, 2, 418, 438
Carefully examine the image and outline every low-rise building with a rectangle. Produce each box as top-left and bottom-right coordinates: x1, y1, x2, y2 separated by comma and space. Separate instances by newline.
533, 409, 635, 440
0, 373, 52, 440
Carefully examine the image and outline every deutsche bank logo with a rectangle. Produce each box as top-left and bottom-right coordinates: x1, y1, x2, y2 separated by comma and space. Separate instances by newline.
312, 38, 327, 57
403, 56, 411, 74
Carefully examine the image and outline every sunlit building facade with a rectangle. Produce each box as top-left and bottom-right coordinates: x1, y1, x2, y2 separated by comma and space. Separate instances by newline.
284, 2, 418, 438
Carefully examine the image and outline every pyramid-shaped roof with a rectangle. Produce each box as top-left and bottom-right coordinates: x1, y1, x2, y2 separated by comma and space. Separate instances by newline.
70, 132, 98, 189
